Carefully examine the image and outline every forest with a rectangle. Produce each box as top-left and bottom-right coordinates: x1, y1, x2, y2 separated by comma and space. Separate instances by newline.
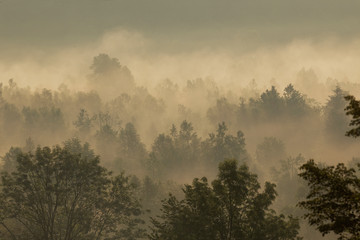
1, 53, 360, 240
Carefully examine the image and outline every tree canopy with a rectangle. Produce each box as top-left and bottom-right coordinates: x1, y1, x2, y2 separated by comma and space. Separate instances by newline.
298, 160, 360, 240
297, 94, 360, 239
150, 159, 301, 240
0, 141, 144, 240
344, 95, 360, 138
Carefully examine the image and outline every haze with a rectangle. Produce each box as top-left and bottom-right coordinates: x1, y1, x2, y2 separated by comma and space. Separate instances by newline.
1, 1, 360, 239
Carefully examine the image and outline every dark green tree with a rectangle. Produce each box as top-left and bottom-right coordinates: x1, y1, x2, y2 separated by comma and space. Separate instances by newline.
0, 142, 144, 240
298, 160, 360, 240
297, 94, 360, 239
150, 159, 301, 240
344, 95, 360, 138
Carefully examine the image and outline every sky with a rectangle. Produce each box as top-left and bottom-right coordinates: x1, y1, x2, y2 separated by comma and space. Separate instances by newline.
0, 0, 360, 93
1, 0, 359, 51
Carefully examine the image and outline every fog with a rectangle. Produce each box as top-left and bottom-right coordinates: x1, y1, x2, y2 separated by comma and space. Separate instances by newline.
2, 30, 360, 97
1, 1, 360, 239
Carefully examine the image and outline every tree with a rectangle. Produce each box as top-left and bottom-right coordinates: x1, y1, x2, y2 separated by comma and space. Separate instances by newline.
93, 112, 119, 164
0, 100, 22, 142
324, 86, 349, 142
22, 106, 65, 135
259, 86, 285, 118
115, 122, 148, 173
88, 54, 135, 99
272, 155, 307, 215
0, 142, 144, 240
296, 94, 360, 239
148, 121, 201, 179
1, 138, 35, 173
90, 53, 122, 75
298, 160, 360, 240
283, 84, 310, 118
207, 98, 237, 126
256, 137, 286, 168
73, 109, 92, 137
344, 95, 360, 138
202, 122, 248, 165
150, 159, 301, 240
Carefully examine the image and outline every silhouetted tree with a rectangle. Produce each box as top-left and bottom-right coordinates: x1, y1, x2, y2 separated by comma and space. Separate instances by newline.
0, 142, 144, 240
297, 94, 360, 239
298, 160, 360, 240
344, 95, 360, 138
150, 159, 301, 240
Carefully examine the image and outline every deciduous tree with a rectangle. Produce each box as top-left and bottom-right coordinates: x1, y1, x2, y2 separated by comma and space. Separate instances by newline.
298, 160, 360, 240
150, 159, 301, 240
0, 142, 144, 240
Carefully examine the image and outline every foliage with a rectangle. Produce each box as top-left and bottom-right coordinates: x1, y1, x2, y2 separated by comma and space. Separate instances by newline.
148, 121, 201, 178
22, 106, 65, 134
115, 122, 148, 173
150, 159, 301, 240
283, 84, 311, 117
344, 95, 360, 138
298, 160, 360, 240
90, 53, 122, 75
0, 147, 22, 173
233, 84, 316, 128
202, 122, 248, 165
73, 109, 93, 136
207, 98, 238, 126
256, 137, 286, 167
324, 86, 349, 141
0, 142, 144, 240
259, 86, 285, 118
271, 155, 307, 216
0, 138, 35, 173
88, 54, 135, 98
